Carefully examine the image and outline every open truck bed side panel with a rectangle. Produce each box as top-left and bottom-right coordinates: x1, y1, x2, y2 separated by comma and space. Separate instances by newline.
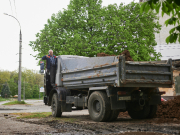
55, 55, 173, 89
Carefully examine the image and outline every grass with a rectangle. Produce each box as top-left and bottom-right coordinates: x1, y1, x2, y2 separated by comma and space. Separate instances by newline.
2, 100, 27, 105
12, 112, 78, 123
0, 97, 13, 102
26, 97, 44, 100
12, 112, 52, 119
0, 97, 7, 102
0, 96, 44, 102
54, 117, 78, 123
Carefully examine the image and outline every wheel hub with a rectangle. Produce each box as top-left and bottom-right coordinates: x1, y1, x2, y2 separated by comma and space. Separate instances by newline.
93, 100, 100, 113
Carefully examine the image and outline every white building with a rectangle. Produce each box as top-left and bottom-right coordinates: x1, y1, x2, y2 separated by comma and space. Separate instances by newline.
154, 10, 180, 60
140, 0, 180, 60
139, 0, 180, 96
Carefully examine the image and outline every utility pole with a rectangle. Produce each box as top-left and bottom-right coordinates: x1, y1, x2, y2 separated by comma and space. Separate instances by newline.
18, 29, 22, 101
4, 13, 22, 101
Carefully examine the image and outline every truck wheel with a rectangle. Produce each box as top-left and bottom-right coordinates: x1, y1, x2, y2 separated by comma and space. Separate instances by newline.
128, 102, 150, 119
147, 105, 157, 118
88, 91, 111, 122
51, 93, 62, 117
107, 110, 119, 121
44, 97, 47, 105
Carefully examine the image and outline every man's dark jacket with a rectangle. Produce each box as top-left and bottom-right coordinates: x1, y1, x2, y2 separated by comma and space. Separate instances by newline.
42, 55, 57, 70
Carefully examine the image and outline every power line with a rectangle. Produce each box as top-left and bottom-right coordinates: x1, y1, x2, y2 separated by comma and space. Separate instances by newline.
14, 0, 18, 18
9, 0, 13, 15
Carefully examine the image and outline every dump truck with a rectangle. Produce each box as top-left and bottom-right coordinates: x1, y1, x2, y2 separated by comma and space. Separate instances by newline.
40, 55, 173, 122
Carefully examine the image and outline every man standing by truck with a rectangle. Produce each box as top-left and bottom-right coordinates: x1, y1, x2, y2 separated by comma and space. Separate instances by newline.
42, 50, 57, 87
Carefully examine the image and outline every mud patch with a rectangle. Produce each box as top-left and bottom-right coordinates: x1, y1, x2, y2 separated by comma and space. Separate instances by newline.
13, 115, 180, 135
119, 96, 180, 124
156, 96, 180, 120
118, 111, 130, 118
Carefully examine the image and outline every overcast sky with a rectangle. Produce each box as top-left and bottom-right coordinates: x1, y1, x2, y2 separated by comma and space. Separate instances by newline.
1, 0, 179, 72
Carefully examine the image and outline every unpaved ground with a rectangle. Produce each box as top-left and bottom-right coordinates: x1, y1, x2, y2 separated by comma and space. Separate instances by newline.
1, 113, 180, 135
0, 100, 180, 135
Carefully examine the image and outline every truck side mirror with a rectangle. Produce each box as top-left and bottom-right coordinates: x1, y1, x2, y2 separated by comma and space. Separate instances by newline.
40, 61, 44, 74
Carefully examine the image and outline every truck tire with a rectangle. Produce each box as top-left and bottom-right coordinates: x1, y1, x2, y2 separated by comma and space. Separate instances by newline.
51, 93, 62, 117
128, 102, 150, 119
147, 105, 157, 118
44, 97, 47, 105
88, 91, 111, 122
107, 110, 119, 121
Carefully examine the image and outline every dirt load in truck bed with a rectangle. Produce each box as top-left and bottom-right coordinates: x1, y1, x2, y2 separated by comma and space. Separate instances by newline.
97, 50, 134, 61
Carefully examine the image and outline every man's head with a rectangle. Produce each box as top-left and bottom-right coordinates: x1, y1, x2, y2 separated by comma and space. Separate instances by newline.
49, 50, 53, 56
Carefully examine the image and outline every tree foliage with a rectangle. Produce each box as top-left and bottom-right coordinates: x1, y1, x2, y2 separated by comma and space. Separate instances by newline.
0, 70, 10, 93
8, 78, 17, 97
33, 85, 39, 98
29, 0, 162, 61
101, 3, 162, 61
1, 83, 11, 98
0, 68, 44, 99
141, 0, 180, 44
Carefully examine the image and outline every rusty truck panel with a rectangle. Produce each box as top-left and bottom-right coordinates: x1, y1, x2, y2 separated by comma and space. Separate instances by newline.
56, 55, 173, 89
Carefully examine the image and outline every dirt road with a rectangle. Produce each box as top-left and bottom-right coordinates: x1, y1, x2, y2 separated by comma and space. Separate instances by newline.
0, 100, 51, 113
0, 100, 180, 135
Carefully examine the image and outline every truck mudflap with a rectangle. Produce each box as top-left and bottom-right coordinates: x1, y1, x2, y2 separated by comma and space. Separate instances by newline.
49, 87, 72, 112
108, 87, 126, 110
57, 87, 72, 112
148, 94, 161, 105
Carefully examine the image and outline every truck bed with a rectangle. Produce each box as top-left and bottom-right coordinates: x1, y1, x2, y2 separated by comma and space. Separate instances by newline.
55, 55, 173, 89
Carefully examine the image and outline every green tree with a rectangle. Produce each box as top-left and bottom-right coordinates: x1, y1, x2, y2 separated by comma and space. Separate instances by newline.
29, 1, 161, 61
24, 83, 33, 99
8, 78, 18, 96
32, 84, 39, 98
101, 3, 162, 61
0, 68, 44, 99
141, 0, 180, 44
0, 70, 10, 94
29, 0, 104, 58
67, 0, 105, 56
1, 83, 11, 98
21, 68, 43, 99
